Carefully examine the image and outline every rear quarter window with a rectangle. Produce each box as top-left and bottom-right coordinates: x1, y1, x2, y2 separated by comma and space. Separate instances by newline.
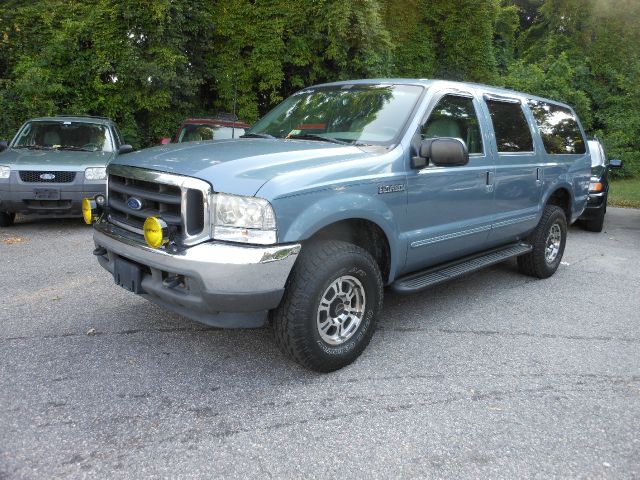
528, 100, 586, 154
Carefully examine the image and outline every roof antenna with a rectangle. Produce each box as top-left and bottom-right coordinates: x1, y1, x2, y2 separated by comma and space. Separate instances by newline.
231, 74, 237, 139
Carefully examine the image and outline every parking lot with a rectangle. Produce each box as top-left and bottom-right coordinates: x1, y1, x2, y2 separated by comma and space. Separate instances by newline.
1, 207, 639, 478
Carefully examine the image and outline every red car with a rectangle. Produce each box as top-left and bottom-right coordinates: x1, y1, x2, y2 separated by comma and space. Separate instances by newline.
161, 117, 251, 144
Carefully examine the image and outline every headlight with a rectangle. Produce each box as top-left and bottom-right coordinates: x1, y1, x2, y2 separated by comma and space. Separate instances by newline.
589, 181, 603, 192
85, 167, 107, 180
212, 193, 277, 245
0, 166, 9, 179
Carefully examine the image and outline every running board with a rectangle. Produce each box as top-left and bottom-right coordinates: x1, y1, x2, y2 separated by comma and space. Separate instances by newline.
391, 243, 532, 294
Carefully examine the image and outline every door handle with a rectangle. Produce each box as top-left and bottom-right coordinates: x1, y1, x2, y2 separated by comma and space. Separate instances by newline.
535, 167, 543, 186
485, 170, 494, 192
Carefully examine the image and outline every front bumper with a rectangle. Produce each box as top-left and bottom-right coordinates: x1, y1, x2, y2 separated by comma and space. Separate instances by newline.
93, 220, 300, 328
0, 171, 105, 215
579, 192, 606, 220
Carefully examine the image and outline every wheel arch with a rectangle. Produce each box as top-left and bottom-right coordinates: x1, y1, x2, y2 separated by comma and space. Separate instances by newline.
304, 218, 393, 284
277, 192, 403, 284
544, 186, 572, 221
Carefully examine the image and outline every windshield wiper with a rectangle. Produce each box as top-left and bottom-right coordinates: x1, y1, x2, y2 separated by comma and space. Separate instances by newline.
14, 145, 50, 150
286, 133, 349, 145
240, 132, 275, 139
55, 146, 94, 152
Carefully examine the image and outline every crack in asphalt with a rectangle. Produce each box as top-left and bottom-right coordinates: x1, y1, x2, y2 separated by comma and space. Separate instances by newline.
377, 327, 640, 343
104, 383, 621, 446
0, 326, 217, 342
114, 385, 559, 448
3, 326, 639, 344
16, 381, 637, 453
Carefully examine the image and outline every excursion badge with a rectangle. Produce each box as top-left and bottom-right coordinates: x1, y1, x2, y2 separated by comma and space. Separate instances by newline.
378, 184, 406, 194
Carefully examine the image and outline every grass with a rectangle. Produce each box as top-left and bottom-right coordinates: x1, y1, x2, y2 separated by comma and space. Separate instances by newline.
609, 177, 640, 209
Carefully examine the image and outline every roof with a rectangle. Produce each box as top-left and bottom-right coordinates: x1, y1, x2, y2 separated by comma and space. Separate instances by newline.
181, 118, 251, 129
27, 115, 115, 126
311, 78, 575, 110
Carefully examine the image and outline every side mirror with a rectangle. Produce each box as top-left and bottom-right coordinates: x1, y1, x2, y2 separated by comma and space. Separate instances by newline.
118, 144, 134, 155
609, 159, 623, 169
160, 137, 171, 145
414, 138, 469, 168
0, 141, 8, 152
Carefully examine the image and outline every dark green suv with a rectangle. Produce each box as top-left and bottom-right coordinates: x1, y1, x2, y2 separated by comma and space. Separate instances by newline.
578, 139, 623, 232
0, 115, 129, 226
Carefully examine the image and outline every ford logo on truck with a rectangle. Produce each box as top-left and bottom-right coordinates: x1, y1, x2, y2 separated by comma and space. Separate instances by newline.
127, 197, 143, 210
39, 173, 56, 181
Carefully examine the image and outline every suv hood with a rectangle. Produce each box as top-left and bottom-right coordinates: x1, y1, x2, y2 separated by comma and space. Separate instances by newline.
0, 148, 114, 170
111, 139, 378, 196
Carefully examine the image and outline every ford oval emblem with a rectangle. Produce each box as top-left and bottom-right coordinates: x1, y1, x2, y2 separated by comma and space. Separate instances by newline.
40, 173, 56, 180
127, 197, 143, 210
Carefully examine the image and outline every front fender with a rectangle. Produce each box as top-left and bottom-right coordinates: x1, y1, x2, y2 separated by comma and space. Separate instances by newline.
275, 190, 405, 281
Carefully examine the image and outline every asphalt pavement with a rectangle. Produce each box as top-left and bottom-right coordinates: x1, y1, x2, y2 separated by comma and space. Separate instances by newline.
1, 208, 639, 479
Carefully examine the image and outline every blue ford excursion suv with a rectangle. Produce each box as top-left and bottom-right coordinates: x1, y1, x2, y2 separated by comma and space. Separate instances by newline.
86, 79, 590, 372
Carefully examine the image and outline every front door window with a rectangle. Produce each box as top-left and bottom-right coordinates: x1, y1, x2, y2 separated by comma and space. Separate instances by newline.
422, 95, 483, 154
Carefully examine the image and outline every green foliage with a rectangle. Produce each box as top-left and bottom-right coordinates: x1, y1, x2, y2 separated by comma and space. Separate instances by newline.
509, 0, 640, 177
0, 0, 639, 179
422, 0, 500, 83
0, 0, 393, 145
207, 0, 393, 124
609, 178, 640, 209
382, 0, 437, 77
502, 53, 592, 128
0, 0, 213, 147
493, 3, 520, 71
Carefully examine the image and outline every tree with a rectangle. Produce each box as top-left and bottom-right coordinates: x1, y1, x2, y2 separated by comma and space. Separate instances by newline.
0, 0, 638, 179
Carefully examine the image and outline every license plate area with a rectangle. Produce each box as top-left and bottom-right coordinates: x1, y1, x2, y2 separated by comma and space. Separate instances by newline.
34, 188, 60, 200
113, 256, 145, 294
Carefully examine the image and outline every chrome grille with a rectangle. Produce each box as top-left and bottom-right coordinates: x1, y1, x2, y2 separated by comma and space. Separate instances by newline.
20, 171, 76, 183
106, 165, 211, 246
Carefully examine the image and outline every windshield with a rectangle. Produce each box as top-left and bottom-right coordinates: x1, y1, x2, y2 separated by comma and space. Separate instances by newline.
12, 121, 113, 152
247, 84, 424, 145
588, 141, 605, 167
178, 124, 245, 142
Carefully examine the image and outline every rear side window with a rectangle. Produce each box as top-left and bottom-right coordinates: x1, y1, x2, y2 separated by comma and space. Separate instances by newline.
528, 100, 586, 154
485, 99, 534, 153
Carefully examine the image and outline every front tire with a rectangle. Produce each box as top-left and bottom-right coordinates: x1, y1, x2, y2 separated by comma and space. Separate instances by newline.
518, 205, 567, 279
272, 240, 383, 372
0, 212, 15, 227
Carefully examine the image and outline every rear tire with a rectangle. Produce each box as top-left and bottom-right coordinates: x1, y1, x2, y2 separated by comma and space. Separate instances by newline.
0, 212, 15, 227
272, 240, 383, 372
518, 205, 567, 279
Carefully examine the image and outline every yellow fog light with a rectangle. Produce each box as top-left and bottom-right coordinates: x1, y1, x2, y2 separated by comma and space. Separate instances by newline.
143, 216, 169, 249
82, 197, 98, 224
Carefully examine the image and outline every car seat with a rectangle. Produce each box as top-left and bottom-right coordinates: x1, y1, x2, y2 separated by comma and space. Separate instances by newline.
423, 118, 461, 140
42, 131, 61, 147
184, 131, 202, 142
